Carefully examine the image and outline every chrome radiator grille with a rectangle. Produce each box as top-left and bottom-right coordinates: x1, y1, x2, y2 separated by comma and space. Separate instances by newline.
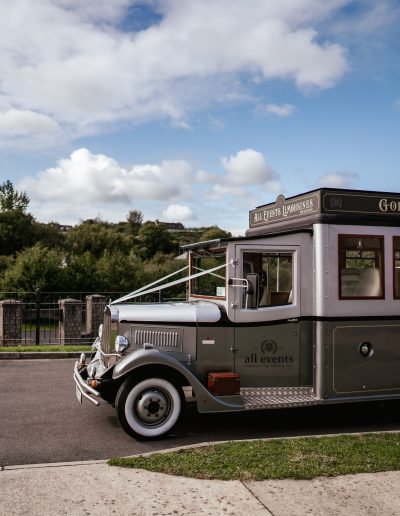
132, 326, 183, 351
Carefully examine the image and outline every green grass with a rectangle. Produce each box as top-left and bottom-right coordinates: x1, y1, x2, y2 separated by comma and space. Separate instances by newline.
109, 433, 400, 480
22, 323, 58, 331
0, 345, 91, 352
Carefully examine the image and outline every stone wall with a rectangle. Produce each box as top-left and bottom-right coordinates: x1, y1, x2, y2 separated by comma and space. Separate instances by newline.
86, 294, 106, 337
58, 298, 82, 345
0, 300, 22, 345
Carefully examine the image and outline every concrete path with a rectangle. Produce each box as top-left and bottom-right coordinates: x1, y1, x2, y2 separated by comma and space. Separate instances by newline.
2, 460, 400, 515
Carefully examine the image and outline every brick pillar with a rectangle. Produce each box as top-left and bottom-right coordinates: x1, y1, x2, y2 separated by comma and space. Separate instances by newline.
58, 298, 81, 345
86, 294, 106, 337
0, 300, 22, 346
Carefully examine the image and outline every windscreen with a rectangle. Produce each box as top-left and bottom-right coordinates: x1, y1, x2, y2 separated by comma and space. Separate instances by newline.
190, 249, 226, 298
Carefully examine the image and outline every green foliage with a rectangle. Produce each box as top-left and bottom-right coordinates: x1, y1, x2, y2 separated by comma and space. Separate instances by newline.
0, 255, 13, 275
0, 197, 230, 294
65, 219, 133, 258
33, 222, 66, 249
63, 252, 98, 292
0, 244, 65, 292
0, 180, 30, 212
0, 211, 36, 255
136, 222, 177, 259
126, 209, 143, 236
95, 251, 143, 293
200, 227, 232, 241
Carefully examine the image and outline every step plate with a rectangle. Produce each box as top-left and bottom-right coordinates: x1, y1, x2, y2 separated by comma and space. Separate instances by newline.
241, 386, 320, 410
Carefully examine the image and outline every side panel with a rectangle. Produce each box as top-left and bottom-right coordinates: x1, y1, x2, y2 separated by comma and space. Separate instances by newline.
324, 320, 400, 397
319, 224, 400, 318
193, 326, 235, 383
234, 321, 313, 388
119, 322, 197, 361
234, 322, 299, 387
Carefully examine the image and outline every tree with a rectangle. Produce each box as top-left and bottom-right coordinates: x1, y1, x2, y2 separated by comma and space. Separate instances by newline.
65, 219, 133, 258
63, 252, 98, 292
127, 209, 143, 236
136, 222, 177, 259
0, 210, 36, 255
33, 222, 66, 249
95, 251, 143, 293
0, 180, 30, 212
0, 244, 65, 292
200, 227, 232, 241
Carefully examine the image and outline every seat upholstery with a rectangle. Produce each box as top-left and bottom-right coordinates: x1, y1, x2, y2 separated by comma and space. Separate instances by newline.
356, 267, 382, 297
341, 268, 360, 297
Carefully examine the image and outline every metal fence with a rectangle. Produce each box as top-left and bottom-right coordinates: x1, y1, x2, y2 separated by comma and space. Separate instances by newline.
0, 289, 187, 346
0, 290, 100, 346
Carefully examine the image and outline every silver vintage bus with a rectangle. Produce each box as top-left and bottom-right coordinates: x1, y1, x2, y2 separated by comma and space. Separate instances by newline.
74, 188, 400, 439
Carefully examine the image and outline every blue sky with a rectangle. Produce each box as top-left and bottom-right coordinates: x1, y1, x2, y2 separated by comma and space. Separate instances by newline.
0, 0, 400, 234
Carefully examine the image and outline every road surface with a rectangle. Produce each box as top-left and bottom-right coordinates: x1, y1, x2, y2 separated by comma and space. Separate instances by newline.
1, 359, 400, 466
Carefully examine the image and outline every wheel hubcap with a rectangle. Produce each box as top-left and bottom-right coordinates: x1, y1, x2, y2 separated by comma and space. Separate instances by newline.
135, 389, 169, 424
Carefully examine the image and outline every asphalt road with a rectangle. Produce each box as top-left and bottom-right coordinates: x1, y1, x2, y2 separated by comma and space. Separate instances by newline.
1, 359, 400, 467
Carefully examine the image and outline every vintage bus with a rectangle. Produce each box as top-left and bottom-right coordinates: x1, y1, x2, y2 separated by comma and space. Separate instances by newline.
74, 188, 400, 439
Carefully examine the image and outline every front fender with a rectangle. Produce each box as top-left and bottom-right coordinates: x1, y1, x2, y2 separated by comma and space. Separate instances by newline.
112, 348, 244, 413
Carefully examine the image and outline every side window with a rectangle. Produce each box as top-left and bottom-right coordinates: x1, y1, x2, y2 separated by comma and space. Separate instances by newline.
339, 235, 384, 299
243, 252, 293, 308
394, 237, 400, 299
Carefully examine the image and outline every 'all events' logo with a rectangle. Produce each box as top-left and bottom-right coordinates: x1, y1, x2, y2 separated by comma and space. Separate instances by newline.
244, 339, 294, 367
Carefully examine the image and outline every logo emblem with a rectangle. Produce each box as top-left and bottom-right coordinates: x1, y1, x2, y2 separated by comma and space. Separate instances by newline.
261, 339, 277, 354
330, 196, 342, 210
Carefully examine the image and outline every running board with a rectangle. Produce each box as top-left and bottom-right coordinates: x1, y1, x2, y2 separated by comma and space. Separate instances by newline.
241, 386, 320, 410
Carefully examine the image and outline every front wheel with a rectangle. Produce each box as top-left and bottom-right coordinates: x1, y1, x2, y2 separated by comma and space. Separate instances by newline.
115, 377, 183, 440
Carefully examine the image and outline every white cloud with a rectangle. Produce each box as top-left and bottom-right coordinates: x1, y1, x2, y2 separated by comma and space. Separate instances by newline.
0, 109, 63, 149
18, 147, 284, 230
316, 171, 359, 188
162, 204, 194, 222
196, 169, 216, 184
206, 149, 283, 200
261, 103, 297, 117
221, 149, 280, 187
19, 148, 194, 206
0, 0, 349, 150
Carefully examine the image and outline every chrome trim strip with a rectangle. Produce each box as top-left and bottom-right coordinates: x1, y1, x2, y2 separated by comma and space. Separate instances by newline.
73, 361, 101, 406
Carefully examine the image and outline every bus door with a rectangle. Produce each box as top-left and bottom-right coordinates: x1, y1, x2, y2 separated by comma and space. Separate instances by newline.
232, 244, 302, 388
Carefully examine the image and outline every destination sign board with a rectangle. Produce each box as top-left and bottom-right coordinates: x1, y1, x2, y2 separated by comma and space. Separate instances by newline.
322, 191, 400, 216
249, 192, 320, 227
249, 189, 400, 228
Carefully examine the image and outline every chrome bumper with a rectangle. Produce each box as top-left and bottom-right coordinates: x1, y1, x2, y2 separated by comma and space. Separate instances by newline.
73, 361, 101, 406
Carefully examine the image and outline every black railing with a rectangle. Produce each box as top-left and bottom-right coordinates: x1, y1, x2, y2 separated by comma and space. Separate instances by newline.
0, 289, 187, 346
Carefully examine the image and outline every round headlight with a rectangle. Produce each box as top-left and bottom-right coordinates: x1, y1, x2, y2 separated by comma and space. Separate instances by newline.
115, 335, 130, 353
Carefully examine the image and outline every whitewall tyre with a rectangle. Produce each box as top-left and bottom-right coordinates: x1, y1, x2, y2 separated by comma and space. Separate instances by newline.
116, 377, 183, 440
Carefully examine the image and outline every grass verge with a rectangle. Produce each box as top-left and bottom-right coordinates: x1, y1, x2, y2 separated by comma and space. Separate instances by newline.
0, 345, 91, 352
109, 433, 400, 480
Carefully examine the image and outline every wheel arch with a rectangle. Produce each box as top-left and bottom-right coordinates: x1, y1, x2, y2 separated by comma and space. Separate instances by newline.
116, 363, 189, 389
112, 349, 245, 414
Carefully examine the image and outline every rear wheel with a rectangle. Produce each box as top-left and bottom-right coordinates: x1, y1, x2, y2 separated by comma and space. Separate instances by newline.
115, 377, 183, 440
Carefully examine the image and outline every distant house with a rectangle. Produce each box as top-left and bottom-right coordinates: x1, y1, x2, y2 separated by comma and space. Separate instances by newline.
154, 220, 185, 232
56, 224, 73, 232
